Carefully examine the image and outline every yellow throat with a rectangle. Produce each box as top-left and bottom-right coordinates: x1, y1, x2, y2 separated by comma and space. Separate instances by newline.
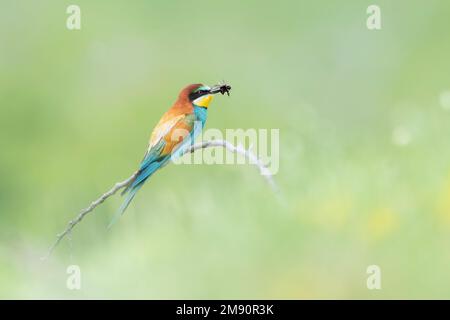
194, 95, 213, 108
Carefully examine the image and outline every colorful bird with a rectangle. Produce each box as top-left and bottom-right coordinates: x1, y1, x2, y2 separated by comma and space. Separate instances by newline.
109, 83, 231, 227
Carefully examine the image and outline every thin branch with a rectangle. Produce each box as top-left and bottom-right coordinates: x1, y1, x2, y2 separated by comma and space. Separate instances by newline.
41, 171, 138, 261
42, 139, 277, 260
182, 140, 278, 192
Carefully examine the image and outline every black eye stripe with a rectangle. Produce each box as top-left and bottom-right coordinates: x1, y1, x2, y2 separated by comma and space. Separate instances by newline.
189, 89, 208, 101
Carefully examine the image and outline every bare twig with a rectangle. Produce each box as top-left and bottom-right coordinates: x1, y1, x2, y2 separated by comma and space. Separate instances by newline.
182, 140, 278, 192
41, 172, 138, 260
42, 139, 277, 260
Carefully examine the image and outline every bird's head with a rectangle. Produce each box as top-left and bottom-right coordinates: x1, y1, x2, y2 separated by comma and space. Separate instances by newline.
180, 83, 232, 108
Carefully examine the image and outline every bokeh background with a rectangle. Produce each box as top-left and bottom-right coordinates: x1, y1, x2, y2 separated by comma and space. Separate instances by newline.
1, 0, 450, 299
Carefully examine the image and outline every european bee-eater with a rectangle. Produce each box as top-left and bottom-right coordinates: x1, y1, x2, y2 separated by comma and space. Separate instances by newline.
109, 83, 231, 227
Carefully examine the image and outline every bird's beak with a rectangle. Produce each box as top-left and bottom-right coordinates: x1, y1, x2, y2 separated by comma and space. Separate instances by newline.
210, 84, 232, 96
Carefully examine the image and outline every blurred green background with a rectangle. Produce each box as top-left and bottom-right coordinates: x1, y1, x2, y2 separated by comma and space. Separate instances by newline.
1, 0, 450, 299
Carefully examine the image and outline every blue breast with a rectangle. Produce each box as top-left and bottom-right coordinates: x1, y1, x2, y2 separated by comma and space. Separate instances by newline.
193, 105, 208, 127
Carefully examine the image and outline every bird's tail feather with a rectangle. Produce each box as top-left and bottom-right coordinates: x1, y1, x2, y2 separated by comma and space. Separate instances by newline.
107, 183, 143, 229
108, 160, 165, 229
120, 175, 137, 196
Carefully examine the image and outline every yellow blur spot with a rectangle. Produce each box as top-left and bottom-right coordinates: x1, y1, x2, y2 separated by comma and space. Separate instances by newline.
309, 194, 353, 231
435, 180, 450, 226
367, 208, 398, 240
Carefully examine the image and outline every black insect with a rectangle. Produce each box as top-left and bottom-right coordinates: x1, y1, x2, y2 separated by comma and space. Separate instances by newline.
219, 84, 231, 96
210, 83, 231, 96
